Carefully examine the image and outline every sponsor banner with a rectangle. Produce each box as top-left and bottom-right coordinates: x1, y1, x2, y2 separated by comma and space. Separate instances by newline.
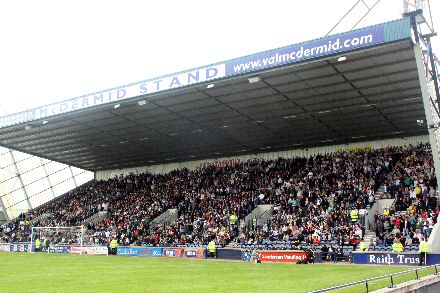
242, 251, 252, 262
136, 247, 162, 257
200, 159, 241, 169
353, 252, 420, 265
215, 248, 242, 261
225, 26, 385, 76
184, 248, 205, 259
117, 247, 162, 257
9, 244, 31, 252
163, 248, 184, 257
428, 254, 440, 265
0, 110, 36, 128
21, 244, 30, 252
242, 250, 320, 263
0, 64, 226, 128
336, 145, 372, 152
83, 246, 108, 255
70, 246, 82, 254
0, 244, 10, 251
353, 252, 440, 266
49, 246, 71, 254
70, 246, 108, 255
257, 251, 307, 263
117, 247, 139, 256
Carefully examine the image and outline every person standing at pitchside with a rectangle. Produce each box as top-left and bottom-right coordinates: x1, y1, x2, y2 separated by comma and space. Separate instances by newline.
419, 237, 429, 266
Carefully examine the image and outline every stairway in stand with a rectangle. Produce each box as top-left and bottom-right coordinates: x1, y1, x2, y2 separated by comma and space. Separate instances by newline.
358, 184, 384, 251
375, 185, 384, 200
359, 230, 376, 251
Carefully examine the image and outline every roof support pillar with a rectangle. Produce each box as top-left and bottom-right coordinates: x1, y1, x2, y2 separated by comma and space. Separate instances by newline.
414, 43, 440, 188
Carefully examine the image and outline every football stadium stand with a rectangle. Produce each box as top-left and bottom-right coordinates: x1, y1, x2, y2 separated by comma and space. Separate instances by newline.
2, 2, 440, 292
0, 6, 440, 274
1, 143, 438, 257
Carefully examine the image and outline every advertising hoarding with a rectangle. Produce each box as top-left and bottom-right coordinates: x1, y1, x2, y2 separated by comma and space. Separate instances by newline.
162, 248, 184, 257
256, 251, 307, 263
184, 248, 205, 259
117, 247, 162, 257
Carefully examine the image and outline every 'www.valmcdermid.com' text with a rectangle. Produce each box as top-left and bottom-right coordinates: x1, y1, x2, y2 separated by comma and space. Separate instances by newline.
232, 34, 374, 73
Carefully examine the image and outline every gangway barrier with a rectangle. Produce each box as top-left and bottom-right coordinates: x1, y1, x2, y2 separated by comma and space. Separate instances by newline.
309, 264, 439, 292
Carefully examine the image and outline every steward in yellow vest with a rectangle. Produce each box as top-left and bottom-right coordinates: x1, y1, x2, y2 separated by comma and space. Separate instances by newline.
359, 241, 366, 252
35, 238, 41, 252
207, 240, 216, 258
350, 209, 359, 223
109, 239, 118, 255
419, 240, 429, 266
229, 214, 238, 226
392, 241, 403, 253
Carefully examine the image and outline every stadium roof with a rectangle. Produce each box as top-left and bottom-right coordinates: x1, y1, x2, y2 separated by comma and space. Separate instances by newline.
0, 18, 428, 171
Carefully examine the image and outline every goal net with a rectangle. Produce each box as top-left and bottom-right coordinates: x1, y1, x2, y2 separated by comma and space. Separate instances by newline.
30, 226, 84, 254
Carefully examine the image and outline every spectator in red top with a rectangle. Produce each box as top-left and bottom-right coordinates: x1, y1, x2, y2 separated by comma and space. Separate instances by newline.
395, 217, 401, 229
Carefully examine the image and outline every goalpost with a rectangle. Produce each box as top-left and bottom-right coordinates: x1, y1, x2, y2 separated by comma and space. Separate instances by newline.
30, 225, 84, 255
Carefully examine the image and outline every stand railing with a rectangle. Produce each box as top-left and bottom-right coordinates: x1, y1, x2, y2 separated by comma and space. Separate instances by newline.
310, 264, 439, 292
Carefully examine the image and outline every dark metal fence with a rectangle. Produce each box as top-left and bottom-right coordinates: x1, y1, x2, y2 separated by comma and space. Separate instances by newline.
310, 264, 439, 293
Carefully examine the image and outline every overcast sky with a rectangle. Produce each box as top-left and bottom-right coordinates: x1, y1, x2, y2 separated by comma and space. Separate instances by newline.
0, 0, 438, 116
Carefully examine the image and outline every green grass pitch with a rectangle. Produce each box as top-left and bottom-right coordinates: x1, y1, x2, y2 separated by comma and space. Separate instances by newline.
0, 252, 423, 292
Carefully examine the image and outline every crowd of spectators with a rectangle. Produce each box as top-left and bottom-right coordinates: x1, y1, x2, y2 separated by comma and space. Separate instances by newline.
368, 143, 438, 251
233, 147, 389, 250
0, 143, 438, 253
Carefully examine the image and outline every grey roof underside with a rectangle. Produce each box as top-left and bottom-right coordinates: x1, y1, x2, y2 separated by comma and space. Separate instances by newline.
0, 40, 427, 171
